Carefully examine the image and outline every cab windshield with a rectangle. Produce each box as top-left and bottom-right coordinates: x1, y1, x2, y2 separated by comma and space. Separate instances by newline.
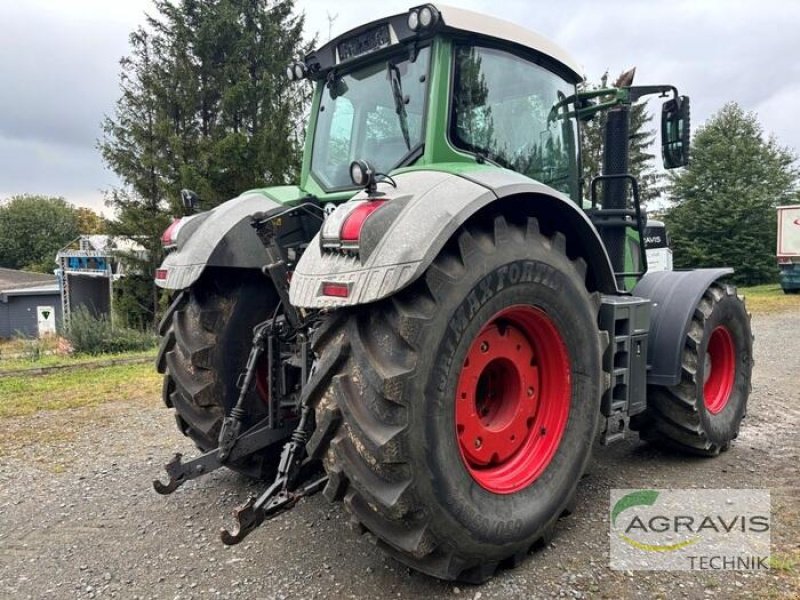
311, 47, 430, 190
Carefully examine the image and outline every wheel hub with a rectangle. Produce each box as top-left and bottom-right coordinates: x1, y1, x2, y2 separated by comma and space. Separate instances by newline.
455, 306, 570, 494
457, 325, 537, 465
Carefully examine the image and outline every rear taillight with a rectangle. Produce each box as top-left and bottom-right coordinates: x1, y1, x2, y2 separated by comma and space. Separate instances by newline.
320, 200, 386, 251
155, 268, 168, 281
161, 218, 185, 249
321, 282, 350, 297
340, 202, 385, 242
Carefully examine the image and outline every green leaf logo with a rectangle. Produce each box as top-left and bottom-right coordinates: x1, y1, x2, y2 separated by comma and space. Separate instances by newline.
612, 490, 659, 527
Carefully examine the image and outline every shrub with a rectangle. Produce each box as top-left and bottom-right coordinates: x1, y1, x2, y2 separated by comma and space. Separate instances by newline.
64, 308, 156, 355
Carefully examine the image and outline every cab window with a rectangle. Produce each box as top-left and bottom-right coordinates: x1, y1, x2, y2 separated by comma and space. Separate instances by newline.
451, 45, 579, 200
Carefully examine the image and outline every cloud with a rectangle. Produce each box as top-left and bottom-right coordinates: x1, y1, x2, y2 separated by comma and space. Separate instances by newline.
0, 0, 797, 213
0, 135, 112, 213
755, 83, 800, 155
0, 2, 144, 148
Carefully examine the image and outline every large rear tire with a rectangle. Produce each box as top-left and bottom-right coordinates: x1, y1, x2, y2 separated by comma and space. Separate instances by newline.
158, 269, 284, 478
633, 282, 753, 455
308, 216, 604, 582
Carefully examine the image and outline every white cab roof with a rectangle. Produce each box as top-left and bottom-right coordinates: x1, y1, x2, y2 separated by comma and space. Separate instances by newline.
435, 4, 583, 80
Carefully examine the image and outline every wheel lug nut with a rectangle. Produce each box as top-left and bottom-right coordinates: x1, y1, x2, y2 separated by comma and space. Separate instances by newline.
527, 386, 534, 397
474, 438, 482, 448
480, 341, 489, 353
540, 427, 547, 436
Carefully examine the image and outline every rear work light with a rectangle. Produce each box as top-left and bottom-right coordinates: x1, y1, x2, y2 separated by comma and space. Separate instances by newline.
408, 5, 440, 31
161, 218, 186, 249
321, 200, 387, 251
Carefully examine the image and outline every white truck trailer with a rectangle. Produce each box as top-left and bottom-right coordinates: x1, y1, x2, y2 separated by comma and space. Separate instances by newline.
777, 205, 800, 293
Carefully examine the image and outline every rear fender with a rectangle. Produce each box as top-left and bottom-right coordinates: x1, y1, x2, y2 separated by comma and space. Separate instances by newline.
633, 268, 733, 386
156, 192, 284, 290
289, 168, 618, 308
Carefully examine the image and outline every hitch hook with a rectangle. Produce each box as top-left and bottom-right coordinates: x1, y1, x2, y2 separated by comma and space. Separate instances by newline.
153, 453, 195, 495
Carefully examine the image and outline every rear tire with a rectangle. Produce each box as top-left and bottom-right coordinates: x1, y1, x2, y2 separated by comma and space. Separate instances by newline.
159, 269, 284, 478
309, 216, 603, 582
634, 282, 753, 455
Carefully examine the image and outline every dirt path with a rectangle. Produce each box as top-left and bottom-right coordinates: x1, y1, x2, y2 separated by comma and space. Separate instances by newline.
1, 312, 798, 599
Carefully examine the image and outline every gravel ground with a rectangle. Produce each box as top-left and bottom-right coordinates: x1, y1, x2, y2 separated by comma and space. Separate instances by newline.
1, 312, 798, 599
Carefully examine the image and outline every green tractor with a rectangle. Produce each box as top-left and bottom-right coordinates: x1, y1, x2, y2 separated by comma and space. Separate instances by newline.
153, 4, 753, 582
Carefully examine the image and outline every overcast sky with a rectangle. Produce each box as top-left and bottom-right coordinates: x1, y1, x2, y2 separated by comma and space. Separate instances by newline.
1, 0, 798, 214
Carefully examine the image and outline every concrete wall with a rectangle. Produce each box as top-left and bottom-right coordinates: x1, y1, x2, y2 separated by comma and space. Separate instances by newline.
0, 293, 62, 338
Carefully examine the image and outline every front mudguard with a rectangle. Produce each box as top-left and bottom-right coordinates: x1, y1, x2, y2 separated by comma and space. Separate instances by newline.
156, 192, 285, 290
633, 268, 733, 386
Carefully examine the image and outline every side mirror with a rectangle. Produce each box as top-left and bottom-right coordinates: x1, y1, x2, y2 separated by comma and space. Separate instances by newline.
661, 95, 691, 169
180, 189, 200, 212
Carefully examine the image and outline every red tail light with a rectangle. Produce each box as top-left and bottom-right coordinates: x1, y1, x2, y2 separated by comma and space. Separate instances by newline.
340, 201, 386, 242
161, 218, 185, 249
321, 200, 387, 251
321, 282, 350, 297
155, 268, 168, 281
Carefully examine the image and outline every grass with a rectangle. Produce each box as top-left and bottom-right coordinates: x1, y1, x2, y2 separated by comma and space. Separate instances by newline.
768, 552, 799, 573
0, 347, 155, 372
738, 283, 800, 314
0, 361, 161, 418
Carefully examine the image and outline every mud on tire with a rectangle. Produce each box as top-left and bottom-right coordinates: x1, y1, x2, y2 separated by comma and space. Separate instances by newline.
633, 282, 753, 456
307, 215, 605, 582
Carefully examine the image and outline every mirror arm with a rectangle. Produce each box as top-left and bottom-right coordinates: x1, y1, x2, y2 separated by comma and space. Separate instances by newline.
627, 84, 679, 103
551, 85, 684, 122
555, 87, 630, 122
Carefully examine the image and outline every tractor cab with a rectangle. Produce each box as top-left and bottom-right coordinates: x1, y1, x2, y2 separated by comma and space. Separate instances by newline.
294, 4, 585, 200
293, 4, 690, 288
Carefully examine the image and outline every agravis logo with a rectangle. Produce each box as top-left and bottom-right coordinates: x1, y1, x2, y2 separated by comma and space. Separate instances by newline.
609, 489, 771, 571
612, 490, 700, 552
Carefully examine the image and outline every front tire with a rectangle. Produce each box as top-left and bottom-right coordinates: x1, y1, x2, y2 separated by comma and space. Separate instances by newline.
634, 282, 753, 455
309, 216, 603, 581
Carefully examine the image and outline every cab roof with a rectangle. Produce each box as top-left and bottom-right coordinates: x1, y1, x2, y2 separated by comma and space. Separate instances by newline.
434, 5, 583, 80
305, 4, 584, 83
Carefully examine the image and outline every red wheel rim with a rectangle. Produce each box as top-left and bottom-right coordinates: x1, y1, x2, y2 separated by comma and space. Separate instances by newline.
455, 305, 571, 494
704, 326, 735, 414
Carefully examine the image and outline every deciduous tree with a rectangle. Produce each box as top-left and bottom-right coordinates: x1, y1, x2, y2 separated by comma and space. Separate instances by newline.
0, 195, 80, 272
